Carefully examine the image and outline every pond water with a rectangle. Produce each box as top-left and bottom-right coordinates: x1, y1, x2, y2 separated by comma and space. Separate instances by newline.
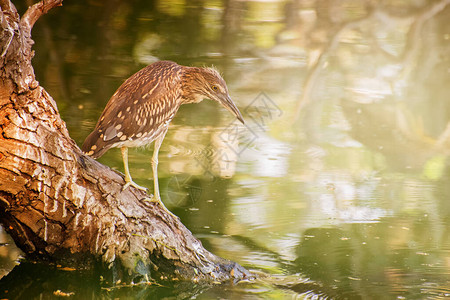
1, 0, 450, 299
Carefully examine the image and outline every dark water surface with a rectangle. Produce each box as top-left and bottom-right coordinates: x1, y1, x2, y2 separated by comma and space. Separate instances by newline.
1, 0, 450, 299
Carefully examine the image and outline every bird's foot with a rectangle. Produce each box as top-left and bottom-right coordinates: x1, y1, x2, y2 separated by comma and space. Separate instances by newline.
142, 194, 159, 203
143, 194, 165, 206
123, 180, 148, 192
143, 195, 178, 219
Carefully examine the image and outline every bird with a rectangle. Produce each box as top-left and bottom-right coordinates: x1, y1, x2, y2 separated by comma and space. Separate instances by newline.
82, 60, 244, 215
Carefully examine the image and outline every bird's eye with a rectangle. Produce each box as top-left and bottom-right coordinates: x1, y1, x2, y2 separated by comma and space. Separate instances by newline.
211, 85, 218, 91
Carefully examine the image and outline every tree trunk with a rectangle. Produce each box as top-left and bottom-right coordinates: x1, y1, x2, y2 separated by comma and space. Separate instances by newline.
0, 0, 252, 283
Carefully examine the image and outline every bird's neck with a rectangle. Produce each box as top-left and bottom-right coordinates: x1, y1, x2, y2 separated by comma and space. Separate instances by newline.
180, 66, 206, 104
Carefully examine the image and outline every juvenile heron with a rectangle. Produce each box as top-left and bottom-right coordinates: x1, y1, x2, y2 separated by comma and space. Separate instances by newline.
82, 60, 244, 214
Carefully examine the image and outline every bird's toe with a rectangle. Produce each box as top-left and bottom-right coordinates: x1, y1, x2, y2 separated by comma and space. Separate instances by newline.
143, 195, 159, 203
123, 180, 148, 192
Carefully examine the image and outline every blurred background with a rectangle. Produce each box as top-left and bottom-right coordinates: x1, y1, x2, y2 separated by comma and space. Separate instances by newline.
1, 0, 450, 298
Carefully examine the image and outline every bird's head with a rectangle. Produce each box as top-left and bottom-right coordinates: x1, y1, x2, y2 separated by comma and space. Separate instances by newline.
182, 66, 244, 124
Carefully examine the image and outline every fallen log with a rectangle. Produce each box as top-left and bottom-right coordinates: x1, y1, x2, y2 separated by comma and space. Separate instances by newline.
0, 0, 252, 283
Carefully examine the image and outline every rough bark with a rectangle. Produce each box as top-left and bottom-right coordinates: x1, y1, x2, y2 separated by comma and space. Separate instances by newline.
0, 0, 252, 283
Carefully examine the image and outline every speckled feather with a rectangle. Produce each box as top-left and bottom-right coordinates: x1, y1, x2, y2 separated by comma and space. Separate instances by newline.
82, 60, 241, 158
82, 61, 182, 158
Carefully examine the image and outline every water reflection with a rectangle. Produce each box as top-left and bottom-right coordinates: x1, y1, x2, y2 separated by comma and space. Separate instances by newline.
293, 217, 450, 298
2, 0, 450, 298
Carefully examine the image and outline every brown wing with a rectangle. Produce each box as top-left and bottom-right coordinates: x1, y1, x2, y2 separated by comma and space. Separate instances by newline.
82, 61, 183, 158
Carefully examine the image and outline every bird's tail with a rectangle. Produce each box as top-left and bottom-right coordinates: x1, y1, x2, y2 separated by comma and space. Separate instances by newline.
82, 129, 110, 159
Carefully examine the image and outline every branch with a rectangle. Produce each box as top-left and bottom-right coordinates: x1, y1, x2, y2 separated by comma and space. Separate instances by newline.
20, 0, 62, 31
0, 0, 62, 92
0, 0, 19, 57
0, 0, 17, 13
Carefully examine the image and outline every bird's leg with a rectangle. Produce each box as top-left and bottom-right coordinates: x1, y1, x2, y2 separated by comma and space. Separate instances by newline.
121, 146, 148, 192
151, 134, 164, 201
144, 129, 177, 217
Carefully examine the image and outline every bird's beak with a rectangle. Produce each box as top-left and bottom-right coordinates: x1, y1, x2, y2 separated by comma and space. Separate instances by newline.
220, 95, 245, 124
